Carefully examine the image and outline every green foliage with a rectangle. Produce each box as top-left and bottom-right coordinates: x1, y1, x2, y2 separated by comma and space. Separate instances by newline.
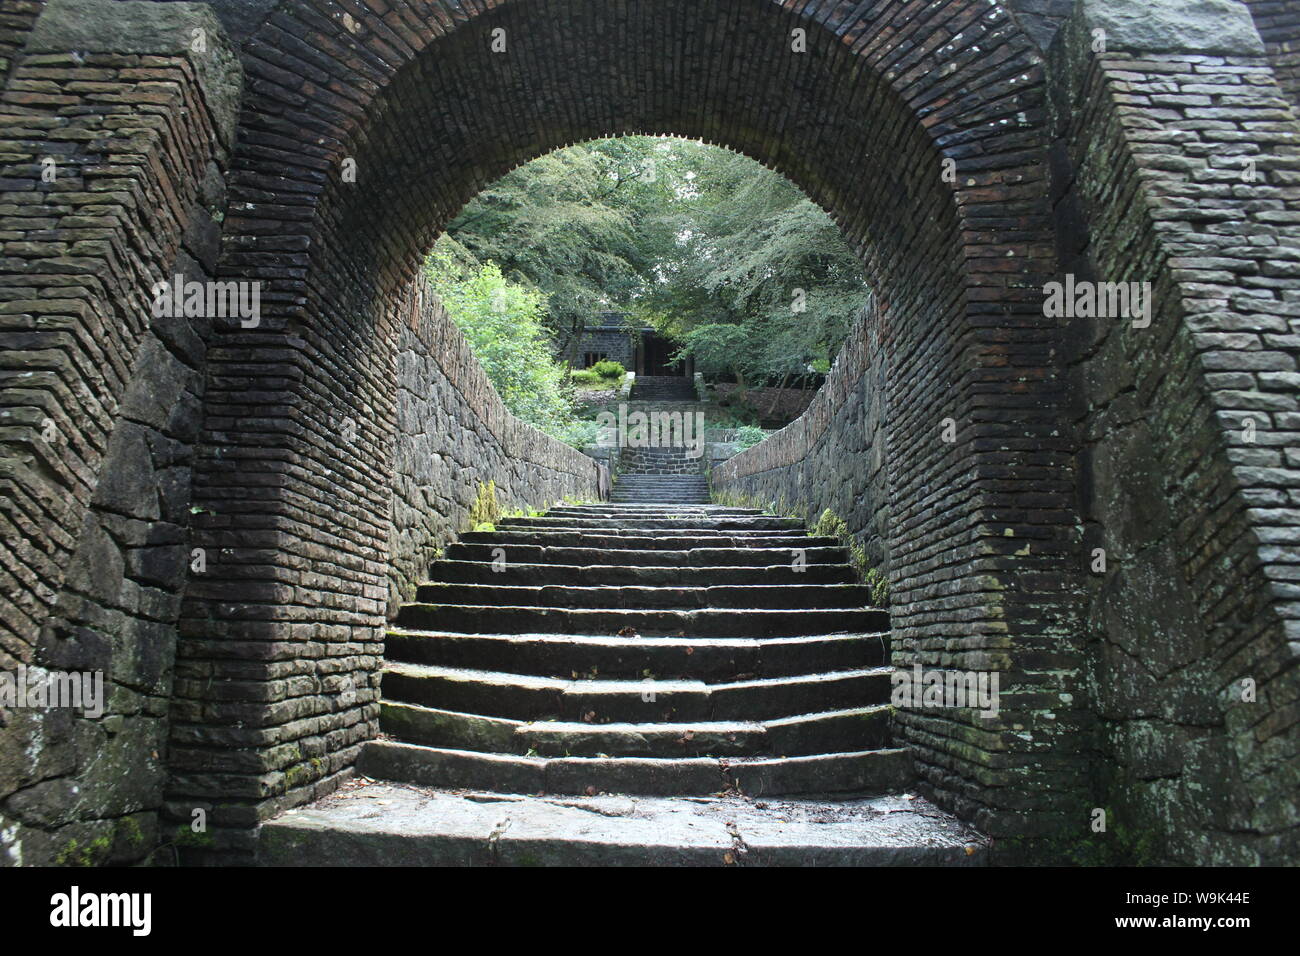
571, 368, 622, 390
734, 425, 766, 451
553, 418, 604, 451
810, 508, 889, 603
863, 567, 890, 606
467, 480, 500, 532
434, 136, 869, 379
426, 260, 576, 436
433, 138, 681, 361
647, 147, 870, 385
591, 359, 626, 379
812, 508, 849, 539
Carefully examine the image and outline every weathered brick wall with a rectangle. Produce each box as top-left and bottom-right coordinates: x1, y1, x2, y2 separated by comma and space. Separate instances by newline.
1048, 0, 1299, 864
1244, 0, 1300, 109
390, 282, 607, 613
0, 0, 239, 865
713, 302, 891, 577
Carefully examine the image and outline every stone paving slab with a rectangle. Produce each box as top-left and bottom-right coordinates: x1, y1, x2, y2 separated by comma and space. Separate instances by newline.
258, 778, 989, 867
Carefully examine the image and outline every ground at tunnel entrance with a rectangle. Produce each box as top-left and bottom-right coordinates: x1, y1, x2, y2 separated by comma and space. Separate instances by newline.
259, 777, 987, 866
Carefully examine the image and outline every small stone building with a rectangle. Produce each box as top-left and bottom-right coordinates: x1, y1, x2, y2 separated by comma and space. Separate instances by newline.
575, 312, 693, 376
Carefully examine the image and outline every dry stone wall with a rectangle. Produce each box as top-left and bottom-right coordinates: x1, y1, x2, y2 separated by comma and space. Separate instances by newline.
390, 282, 607, 614
713, 301, 890, 577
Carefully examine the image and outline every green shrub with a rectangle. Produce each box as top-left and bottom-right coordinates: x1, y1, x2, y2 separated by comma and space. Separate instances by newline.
811, 508, 848, 539
556, 418, 604, 450
734, 425, 766, 451
571, 368, 622, 391
591, 360, 626, 380
426, 261, 575, 434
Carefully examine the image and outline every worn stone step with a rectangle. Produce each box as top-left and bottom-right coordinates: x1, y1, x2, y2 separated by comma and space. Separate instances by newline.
609, 496, 712, 504
416, 582, 875, 611
460, 530, 830, 549
444, 543, 849, 566
356, 740, 911, 796
429, 559, 857, 586
611, 480, 709, 487
258, 782, 988, 867
485, 524, 804, 539
380, 662, 891, 722
495, 516, 799, 531
545, 507, 757, 518
612, 478, 709, 485
383, 629, 886, 678
380, 700, 892, 757
394, 603, 887, 637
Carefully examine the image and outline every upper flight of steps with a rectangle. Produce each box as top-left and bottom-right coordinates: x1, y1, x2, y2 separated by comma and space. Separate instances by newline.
614, 375, 710, 504
259, 504, 987, 864
610, 446, 710, 505
630, 374, 697, 401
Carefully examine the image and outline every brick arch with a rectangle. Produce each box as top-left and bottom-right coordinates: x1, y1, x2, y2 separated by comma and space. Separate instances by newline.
178, 0, 1081, 852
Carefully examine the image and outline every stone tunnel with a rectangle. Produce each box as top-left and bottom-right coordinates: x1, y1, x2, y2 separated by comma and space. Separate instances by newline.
0, 0, 1297, 866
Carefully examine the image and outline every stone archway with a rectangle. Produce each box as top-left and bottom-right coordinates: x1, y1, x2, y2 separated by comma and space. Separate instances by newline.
169, 0, 1082, 856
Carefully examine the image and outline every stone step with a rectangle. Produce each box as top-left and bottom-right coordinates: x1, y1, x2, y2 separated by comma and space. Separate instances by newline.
258, 783, 987, 867
380, 700, 892, 757
429, 559, 857, 586
415, 582, 875, 610
383, 629, 886, 678
494, 516, 798, 531
444, 543, 849, 566
393, 603, 888, 636
357, 740, 912, 796
485, 523, 803, 538
460, 530, 828, 549
609, 496, 712, 504
380, 662, 892, 722
545, 507, 757, 517
612, 478, 709, 486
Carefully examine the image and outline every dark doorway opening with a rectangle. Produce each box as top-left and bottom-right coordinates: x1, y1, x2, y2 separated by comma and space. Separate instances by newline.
638, 331, 689, 376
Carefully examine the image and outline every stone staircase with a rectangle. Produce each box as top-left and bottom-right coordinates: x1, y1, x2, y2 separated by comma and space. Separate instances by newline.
259, 504, 987, 865
610, 473, 711, 504
631, 374, 697, 401
611, 444, 709, 504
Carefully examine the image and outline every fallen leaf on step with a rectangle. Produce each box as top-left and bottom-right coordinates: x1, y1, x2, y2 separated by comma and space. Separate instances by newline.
617, 626, 639, 637
723, 852, 735, 865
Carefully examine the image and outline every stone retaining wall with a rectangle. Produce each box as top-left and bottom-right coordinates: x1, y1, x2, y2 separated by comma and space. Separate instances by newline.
712, 302, 890, 576
390, 284, 608, 613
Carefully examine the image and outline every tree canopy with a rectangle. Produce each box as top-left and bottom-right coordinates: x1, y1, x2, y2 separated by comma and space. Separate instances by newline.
428, 136, 869, 384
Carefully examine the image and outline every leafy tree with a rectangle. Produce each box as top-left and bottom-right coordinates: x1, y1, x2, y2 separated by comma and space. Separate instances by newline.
427, 136, 870, 404
425, 258, 575, 435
